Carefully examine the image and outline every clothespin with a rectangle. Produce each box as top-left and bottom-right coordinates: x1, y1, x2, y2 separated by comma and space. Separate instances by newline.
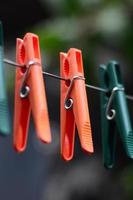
60, 48, 94, 161
99, 61, 133, 168
0, 22, 10, 135
13, 33, 51, 152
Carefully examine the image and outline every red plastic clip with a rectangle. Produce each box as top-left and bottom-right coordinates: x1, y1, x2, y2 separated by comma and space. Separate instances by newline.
13, 33, 51, 152
60, 48, 94, 161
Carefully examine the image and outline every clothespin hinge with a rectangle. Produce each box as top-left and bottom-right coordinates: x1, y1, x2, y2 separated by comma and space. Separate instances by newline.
65, 75, 85, 110
20, 60, 41, 98
106, 86, 125, 120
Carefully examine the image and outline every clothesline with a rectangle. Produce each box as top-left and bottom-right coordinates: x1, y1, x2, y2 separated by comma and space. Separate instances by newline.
3, 58, 133, 101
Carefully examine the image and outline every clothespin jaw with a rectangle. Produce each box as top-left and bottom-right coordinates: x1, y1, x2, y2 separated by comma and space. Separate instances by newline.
60, 48, 93, 161
13, 33, 51, 152
99, 61, 133, 168
0, 22, 10, 135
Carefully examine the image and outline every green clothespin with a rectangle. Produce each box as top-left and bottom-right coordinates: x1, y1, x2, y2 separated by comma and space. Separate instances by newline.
0, 22, 10, 135
99, 61, 133, 168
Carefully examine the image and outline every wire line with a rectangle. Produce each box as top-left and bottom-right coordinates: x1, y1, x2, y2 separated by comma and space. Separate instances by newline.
3, 58, 133, 101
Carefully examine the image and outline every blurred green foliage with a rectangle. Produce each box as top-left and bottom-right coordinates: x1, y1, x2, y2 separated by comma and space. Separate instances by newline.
33, 0, 133, 85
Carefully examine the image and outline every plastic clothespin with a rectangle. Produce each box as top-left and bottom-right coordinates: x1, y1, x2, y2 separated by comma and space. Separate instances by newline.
99, 61, 133, 168
13, 33, 51, 152
0, 22, 10, 135
60, 48, 94, 161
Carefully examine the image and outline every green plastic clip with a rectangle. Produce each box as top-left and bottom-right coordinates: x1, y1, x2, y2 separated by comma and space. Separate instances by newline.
0, 22, 10, 135
99, 61, 133, 168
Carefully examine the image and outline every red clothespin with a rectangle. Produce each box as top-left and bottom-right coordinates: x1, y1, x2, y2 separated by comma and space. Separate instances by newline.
13, 33, 51, 152
60, 48, 94, 161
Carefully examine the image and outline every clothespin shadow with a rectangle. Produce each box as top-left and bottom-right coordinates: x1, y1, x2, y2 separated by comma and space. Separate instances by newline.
0, 22, 10, 135
99, 61, 133, 168
60, 48, 94, 161
13, 33, 51, 152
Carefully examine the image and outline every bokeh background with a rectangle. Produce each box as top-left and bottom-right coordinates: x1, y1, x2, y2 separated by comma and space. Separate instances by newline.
0, 0, 133, 199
